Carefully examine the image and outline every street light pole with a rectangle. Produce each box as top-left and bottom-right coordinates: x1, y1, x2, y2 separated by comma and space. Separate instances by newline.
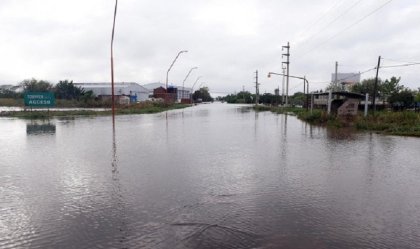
166, 50, 188, 101
268, 72, 309, 106
110, 0, 118, 117
190, 76, 203, 103
268, 72, 308, 90
182, 67, 198, 99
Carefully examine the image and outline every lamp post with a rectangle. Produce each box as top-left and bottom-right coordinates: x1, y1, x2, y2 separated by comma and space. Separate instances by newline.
268, 72, 309, 108
110, 0, 118, 117
190, 77, 203, 103
166, 50, 188, 101
182, 67, 198, 99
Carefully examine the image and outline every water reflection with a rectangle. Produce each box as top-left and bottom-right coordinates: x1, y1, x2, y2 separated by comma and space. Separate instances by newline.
1, 104, 420, 249
326, 127, 357, 140
26, 121, 56, 135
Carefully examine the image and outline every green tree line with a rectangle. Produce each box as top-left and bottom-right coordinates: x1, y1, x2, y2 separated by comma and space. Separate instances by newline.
0, 78, 95, 102
350, 76, 419, 110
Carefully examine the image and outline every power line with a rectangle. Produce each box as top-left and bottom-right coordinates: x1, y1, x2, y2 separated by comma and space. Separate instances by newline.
297, 0, 363, 48
297, 0, 346, 39
380, 62, 420, 69
382, 57, 420, 64
301, 67, 377, 86
297, 0, 394, 57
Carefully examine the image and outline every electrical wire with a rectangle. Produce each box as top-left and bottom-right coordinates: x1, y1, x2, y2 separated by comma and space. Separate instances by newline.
297, 0, 394, 58
380, 62, 420, 69
297, 0, 363, 48
382, 57, 420, 64
297, 0, 346, 39
303, 67, 377, 86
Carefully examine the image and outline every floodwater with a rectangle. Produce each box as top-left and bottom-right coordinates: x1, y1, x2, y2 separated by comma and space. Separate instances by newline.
1, 103, 420, 249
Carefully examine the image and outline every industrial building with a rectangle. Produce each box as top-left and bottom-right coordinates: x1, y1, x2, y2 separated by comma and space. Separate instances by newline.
74, 82, 149, 102
143, 82, 192, 102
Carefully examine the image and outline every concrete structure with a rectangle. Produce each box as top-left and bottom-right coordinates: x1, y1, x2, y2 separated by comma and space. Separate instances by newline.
74, 82, 149, 102
312, 91, 365, 116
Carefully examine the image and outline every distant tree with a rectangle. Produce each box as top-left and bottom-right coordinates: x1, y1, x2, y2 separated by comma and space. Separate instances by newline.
290, 92, 306, 106
388, 88, 415, 110
20, 78, 53, 92
351, 78, 381, 97
236, 91, 253, 103
193, 87, 214, 102
415, 89, 420, 103
381, 76, 404, 100
0, 89, 20, 98
259, 93, 281, 105
80, 90, 95, 103
351, 76, 406, 104
223, 94, 237, 103
54, 80, 84, 100
221, 91, 253, 104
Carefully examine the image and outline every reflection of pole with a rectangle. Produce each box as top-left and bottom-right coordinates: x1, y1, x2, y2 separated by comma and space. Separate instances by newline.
110, 0, 118, 117
112, 114, 117, 176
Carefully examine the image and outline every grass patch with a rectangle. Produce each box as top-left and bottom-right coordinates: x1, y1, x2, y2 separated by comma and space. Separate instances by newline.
0, 101, 190, 119
253, 105, 420, 137
355, 111, 420, 136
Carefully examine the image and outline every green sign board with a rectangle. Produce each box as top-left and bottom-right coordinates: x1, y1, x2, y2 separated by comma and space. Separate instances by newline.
24, 92, 55, 108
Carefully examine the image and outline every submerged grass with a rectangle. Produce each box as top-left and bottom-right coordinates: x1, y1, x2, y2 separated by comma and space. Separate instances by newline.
253, 105, 420, 137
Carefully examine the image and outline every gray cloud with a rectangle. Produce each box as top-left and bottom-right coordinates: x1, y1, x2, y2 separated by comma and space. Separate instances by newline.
0, 0, 419, 94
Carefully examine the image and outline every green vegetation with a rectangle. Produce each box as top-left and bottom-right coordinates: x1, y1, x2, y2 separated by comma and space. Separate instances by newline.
221, 91, 306, 106
0, 102, 190, 119
223, 91, 254, 104
350, 76, 418, 110
192, 87, 214, 102
253, 105, 420, 137
354, 111, 420, 136
1, 78, 97, 106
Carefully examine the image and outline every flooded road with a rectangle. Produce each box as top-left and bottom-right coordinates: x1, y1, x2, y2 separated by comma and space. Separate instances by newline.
1, 103, 420, 249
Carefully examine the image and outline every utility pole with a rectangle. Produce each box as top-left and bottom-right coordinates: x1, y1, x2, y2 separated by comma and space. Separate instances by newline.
372, 56, 381, 114
282, 42, 290, 106
281, 67, 285, 105
242, 85, 245, 103
255, 70, 260, 105
334, 61, 338, 90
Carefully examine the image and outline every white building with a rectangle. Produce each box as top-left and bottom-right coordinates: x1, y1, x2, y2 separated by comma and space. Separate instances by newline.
331, 73, 361, 91
176, 86, 193, 100
74, 82, 149, 101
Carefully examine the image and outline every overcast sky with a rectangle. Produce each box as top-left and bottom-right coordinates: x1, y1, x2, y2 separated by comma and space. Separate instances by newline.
0, 0, 419, 95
